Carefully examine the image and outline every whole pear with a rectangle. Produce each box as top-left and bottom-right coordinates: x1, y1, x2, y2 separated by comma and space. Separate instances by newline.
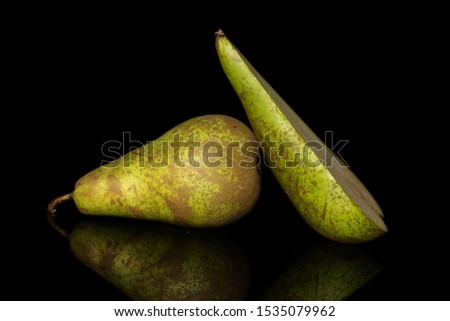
69, 219, 251, 300
261, 243, 382, 300
49, 115, 261, 228
216, 31, 387, 243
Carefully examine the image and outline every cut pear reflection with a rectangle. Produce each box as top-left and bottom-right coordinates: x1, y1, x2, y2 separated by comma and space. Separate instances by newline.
261, 242, 382, 300
69, 219, 251, 300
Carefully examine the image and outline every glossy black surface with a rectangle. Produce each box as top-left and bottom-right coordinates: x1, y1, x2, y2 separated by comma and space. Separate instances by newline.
5, 7, 446, 300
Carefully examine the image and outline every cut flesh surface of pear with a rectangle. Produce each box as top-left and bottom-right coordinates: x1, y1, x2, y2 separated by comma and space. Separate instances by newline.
245, 53, 385, 224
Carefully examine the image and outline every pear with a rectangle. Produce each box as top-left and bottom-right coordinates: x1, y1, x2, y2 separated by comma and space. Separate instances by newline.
261, 243, 382, 300
48, 115, 261, 228
216, 30, 387, 243
68, 219, 251, 300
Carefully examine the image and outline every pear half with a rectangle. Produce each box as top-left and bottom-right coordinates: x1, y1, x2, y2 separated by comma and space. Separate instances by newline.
216, 30, 387, 243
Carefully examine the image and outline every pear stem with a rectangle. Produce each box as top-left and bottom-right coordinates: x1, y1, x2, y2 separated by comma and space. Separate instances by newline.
47, 193, 73, 238
47, 193, 73, 216
215, 29, 225, 38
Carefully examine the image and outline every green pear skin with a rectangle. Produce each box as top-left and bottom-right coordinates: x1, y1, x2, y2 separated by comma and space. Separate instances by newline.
51, 115, 261, 228
261, 243, 382, 300
70, 219, 251, 300
216, 31, 387, 243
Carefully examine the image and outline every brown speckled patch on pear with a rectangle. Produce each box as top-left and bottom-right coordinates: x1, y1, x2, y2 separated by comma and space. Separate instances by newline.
218, 157, 258, 225
99, 250, 117, 270
126, 205, 147, 220
127, 184, 138, 196
230, 167, 260, 213
161, 168, 194, 226
107, 174, 123, 197
321, 199, 328, 221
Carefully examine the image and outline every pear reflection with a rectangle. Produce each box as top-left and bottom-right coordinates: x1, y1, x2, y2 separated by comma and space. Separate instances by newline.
69, 219, 251, 300
261, 242, 382, 300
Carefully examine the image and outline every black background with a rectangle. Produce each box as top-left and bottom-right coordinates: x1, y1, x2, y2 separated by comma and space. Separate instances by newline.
4, 4, 447, 300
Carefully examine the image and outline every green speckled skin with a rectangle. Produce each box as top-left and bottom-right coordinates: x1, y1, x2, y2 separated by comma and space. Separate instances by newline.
261, 243, 382, 300
70, 220, 251, 300
73, 115, 260, 228
216, 35, 385, 243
